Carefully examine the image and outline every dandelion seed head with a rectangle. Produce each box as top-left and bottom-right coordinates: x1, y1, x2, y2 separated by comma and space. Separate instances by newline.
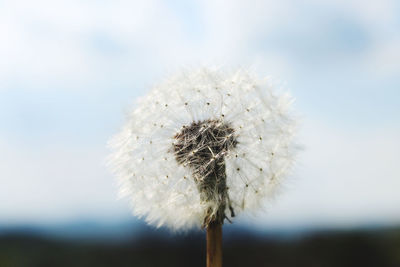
108, 67, 298, 230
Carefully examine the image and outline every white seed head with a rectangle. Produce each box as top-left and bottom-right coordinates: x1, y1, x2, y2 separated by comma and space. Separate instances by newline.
108, 67, 298, 230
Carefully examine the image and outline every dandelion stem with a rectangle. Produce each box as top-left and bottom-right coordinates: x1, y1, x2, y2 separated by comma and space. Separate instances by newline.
206, 221, 222, 267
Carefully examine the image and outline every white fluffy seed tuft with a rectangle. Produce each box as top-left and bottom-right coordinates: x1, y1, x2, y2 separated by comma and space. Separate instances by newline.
108, 67, 298, 231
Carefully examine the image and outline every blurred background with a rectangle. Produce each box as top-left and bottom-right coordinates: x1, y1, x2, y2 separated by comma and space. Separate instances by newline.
1, 0, 399, 266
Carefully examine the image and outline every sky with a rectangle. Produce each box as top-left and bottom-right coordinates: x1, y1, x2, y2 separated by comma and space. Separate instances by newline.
0, 0, 399, 230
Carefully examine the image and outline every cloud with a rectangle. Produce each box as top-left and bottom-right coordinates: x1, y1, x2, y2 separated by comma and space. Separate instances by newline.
0, 0, 193, 91
0, 0, 399, 227
247, 119, 400, 228
365, 38, 400, 77
1, 0, 399, 91
0, 138, 128, 223
1, 119, 399, 227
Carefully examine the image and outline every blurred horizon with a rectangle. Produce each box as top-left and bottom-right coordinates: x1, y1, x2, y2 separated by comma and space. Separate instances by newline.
1, 222, 400, 266
1, 0, 400, 235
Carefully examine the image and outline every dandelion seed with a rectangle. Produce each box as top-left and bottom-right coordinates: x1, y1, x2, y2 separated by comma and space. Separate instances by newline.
108, 67, 298, 231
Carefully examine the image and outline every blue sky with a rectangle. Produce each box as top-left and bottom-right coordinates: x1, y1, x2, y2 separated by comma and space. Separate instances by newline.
0, 0, 399, 230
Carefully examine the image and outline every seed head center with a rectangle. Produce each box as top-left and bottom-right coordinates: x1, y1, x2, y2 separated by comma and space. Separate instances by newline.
172, 119, 237, 226
173, 119, 237, 170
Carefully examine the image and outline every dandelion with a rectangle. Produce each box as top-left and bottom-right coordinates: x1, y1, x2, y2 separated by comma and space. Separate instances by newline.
108, 67, 298, 267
